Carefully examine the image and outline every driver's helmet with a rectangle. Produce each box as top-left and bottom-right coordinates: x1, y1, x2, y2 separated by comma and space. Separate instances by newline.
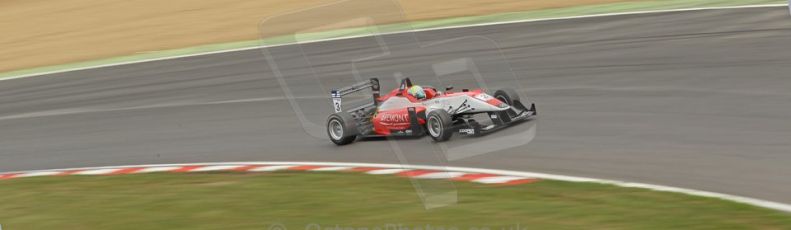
407, 85, 426, 99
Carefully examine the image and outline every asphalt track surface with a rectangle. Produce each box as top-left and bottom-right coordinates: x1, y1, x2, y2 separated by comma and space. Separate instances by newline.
2, 7, 791, 204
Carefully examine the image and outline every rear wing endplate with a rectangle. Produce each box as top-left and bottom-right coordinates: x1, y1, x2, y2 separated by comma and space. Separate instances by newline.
330, 78, 380, 113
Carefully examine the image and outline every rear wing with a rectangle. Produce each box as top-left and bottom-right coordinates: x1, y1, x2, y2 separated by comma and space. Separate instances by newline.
330, 78, 380, 113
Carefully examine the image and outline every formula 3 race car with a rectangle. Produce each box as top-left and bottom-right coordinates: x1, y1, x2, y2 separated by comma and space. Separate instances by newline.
326, 77, 537, 145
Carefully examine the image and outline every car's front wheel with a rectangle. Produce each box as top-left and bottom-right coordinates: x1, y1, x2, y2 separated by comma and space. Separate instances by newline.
426, 110, 453, 142
494, 88, 521, 106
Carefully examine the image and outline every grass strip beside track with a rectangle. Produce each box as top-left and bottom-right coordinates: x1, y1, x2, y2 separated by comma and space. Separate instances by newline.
0, 0, 784, 80
1, 171, 790, 229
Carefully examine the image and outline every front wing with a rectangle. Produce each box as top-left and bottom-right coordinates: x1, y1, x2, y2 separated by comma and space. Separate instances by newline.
454, 102, 537, 137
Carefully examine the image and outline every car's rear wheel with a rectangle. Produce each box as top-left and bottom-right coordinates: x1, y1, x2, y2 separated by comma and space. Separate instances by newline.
327, 112, 358, 145
426, 110, 453, 142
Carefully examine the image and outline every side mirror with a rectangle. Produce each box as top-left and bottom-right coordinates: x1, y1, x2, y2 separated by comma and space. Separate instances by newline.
445, 86, 454, 91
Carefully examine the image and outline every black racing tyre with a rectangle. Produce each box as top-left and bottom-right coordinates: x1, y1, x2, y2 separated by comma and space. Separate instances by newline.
327, 112, 358, 145
493, 88, 521, 106
426, 110, 453, 142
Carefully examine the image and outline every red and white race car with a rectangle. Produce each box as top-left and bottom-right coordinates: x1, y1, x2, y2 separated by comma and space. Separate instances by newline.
326, 78, 537, 145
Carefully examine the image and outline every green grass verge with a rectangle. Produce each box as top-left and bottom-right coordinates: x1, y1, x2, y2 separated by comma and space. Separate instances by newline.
0, 0, 784, 80
0, 172, 790, 229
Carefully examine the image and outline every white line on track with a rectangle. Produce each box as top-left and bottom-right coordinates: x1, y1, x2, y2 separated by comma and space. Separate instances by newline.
367, 168, 411, 175
3, 161, 790, 213
72, 168, 122, 175
188, 165, 244, 172
247, 165, 294, 172
15, 171, 61, 178
473, 176, 531, 184
412, 172, 468, 179
310, 166, 353, 171
134, 166, 181, 173
0, 4, 785, 81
